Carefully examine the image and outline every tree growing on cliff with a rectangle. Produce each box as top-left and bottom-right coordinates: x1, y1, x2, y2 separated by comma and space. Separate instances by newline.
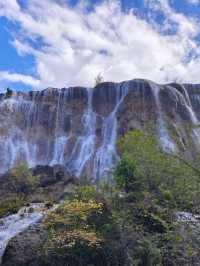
95, 73, 104, 86
5, 87, 12, 98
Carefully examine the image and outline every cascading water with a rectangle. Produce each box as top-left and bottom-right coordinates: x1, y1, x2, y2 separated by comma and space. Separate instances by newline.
0, 98, 32, 172
168, 84, 200, 148
181, 85, 200, 147
50, 90, 69, 165
0, 79, 199, 178
50, 136, 69, 165
93, 82, 130, 179
0, 204, 46, 263
25, 92, 38, 167
67, 88, 96, 176
148, 81, 176, 153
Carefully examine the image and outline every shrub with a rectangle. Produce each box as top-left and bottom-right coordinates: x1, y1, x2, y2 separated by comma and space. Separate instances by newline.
44, 186, 125, 266
7, 163, 38, 195
0, 198, 25, 218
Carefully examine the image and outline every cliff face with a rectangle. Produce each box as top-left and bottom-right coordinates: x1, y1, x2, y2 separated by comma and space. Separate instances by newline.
0, 79, 200, 179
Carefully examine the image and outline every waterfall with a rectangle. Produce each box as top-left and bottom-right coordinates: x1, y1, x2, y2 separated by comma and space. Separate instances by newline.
0, 80, 200, 178
26, 92, 39, 167
67, 88, 96, 176
93, 82, 130, 180
181, 85, 200, 147
0, 97, 33, 172
50, 91, 69, 165
50, 136, 69, 165
148, 81, 176, 153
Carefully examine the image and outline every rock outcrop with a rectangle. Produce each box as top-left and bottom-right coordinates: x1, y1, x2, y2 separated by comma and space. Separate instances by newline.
1, 224, 48, 266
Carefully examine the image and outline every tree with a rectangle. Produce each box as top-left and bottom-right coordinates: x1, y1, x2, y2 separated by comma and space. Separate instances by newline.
115, 155, 146, 201
44, 186, 126, 266
8, 163, 38, 195
95, 73, 104, 86
116, 129, 200, 211
5, 87, 13, 98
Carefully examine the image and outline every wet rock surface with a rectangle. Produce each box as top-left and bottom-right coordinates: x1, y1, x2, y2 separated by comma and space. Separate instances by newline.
1, 224, 48, 266
0, 204, 47, 265
0, 79, 200, 179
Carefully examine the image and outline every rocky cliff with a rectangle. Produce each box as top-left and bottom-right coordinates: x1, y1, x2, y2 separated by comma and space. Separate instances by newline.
0, 79, 200, 180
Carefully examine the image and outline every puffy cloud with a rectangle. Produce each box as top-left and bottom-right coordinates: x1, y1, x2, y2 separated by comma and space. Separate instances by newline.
0, 0, 200, 89
0, 71, 40, 87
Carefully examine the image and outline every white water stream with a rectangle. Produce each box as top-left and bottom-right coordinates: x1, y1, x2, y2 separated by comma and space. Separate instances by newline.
0, 204, 46, 264
93, 82, 130, 179
148, 81, 176, 153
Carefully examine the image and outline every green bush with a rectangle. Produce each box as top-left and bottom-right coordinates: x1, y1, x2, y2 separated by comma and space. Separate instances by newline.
112, 129, 200, 265
0, 198, 25, 218
7, 163, 38, 195
44, 186, 126, 266
116, 129, 200, 212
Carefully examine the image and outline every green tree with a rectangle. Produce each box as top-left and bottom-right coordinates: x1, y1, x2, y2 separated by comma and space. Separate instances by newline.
116, 129, 200, 212
7, 163, 38, 195
112, 129, 200, 265
115, 155, 146, 201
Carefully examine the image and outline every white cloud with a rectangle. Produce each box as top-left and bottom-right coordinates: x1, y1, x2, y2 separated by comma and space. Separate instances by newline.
187, 0, 199, 5
0, 0, 200, 88
0, 71, 40, 87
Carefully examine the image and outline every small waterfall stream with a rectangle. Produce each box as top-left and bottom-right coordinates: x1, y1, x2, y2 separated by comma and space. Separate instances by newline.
67, 88, 97, 176
93, 82, 130, 179
50, 91, 69, 165
181, 85, 200, 146
148, 81, 176, 153
0, 204, 46, 264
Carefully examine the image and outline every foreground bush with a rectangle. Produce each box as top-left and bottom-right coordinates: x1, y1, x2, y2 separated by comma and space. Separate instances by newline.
44, 186, 125, 266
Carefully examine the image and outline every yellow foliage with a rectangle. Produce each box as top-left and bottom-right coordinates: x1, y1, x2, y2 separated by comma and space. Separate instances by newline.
45, 199, 104, 249
54, 229, 102, 248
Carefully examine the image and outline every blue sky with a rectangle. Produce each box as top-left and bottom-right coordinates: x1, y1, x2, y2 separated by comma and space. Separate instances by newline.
0, 0, 200, 91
